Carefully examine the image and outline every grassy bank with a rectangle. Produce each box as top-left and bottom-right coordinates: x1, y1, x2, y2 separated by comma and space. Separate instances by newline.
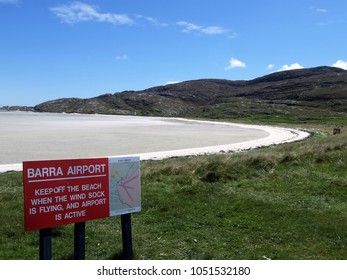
0, 126, 346, 260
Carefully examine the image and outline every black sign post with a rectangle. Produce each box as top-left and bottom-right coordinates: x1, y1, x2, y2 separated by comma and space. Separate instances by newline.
39, 228, 52, 260
74, 222, 86, 260
121, 214, 133, 260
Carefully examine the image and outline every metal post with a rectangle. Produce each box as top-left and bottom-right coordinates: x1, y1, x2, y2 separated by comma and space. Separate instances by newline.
74, 222, 86, 260
39, 228, 52, 260
121, 214, 133, 260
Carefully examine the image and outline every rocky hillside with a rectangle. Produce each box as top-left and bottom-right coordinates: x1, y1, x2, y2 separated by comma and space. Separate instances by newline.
35, 66, 347, 123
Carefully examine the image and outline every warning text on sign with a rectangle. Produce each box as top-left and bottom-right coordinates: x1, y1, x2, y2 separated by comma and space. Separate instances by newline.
23, 158, 110, 231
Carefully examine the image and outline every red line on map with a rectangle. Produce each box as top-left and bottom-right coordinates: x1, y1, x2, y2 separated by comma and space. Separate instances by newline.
119, 173, 139, 201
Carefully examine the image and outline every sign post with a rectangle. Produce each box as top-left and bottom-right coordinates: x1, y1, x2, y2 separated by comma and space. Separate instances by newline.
74, 222, 86, 260
121, 214, 133, 260
39, 228, 52, 260
23, 156, 141, 260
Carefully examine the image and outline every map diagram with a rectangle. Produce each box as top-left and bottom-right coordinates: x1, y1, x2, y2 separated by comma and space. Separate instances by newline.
108, 157, 141, 216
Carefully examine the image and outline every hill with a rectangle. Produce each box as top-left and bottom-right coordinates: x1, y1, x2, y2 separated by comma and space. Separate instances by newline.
34, 66, 347, 124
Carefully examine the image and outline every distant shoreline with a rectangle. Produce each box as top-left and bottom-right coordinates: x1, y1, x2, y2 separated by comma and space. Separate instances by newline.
0, 106, 35, 112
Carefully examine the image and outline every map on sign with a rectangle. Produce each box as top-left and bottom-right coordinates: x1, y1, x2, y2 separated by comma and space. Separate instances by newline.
109, 157, 141, 216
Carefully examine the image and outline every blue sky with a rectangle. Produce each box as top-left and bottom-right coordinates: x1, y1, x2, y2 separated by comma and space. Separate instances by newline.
1, 0, 347, 106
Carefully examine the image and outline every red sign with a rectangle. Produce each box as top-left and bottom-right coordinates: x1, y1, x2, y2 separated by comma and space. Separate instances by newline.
23, 158, 109, 231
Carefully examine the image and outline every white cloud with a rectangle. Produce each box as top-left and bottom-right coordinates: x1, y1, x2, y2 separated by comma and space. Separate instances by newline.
277, 63, 304, 71
136, 15, 168, 27
332, 60, 347, 70
310, 6, 328, 13
166, 81, 182, 85
316, 8, 327, 13
116, 54, 128, 60
177, 21, 202, 33
136, 14, 155, 23
177, 21, 227, 35
50, 2, 134, 25
201, 26, 227, 35
267, 64, 275, 70
225, 58, 246, 70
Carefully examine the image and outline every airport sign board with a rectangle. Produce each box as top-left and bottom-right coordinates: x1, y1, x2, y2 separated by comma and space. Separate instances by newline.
23, 157, 141, 231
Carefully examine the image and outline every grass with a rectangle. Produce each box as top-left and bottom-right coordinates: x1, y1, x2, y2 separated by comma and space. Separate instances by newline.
0, 126, 346, 260
190, 97, 347, 126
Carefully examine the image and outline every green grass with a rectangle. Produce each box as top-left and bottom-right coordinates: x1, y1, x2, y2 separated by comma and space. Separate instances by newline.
0, 127, 346, 260
191, 97, 347, 126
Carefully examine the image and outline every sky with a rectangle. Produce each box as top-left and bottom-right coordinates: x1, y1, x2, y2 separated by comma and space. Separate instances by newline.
1, 0, 347, 106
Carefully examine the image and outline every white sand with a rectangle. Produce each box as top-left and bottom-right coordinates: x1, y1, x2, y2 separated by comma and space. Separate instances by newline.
0, 111, 310, 172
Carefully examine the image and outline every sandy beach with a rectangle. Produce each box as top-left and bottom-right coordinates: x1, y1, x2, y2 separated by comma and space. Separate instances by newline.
0, 111, 310, 172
